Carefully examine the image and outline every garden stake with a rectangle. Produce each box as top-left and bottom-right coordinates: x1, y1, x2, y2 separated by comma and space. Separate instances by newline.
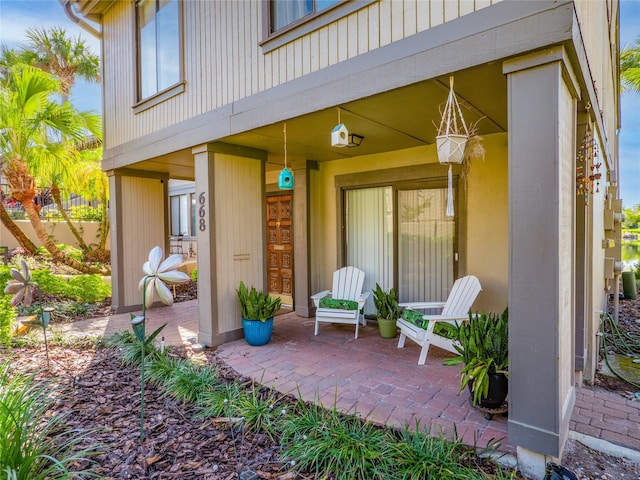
131, 276, 150, 442
40, 307, 54, 368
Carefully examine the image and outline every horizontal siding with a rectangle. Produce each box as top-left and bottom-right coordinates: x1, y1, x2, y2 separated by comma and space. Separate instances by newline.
103, 0, 501, 150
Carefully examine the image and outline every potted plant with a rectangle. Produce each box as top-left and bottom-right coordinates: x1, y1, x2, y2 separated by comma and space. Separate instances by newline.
237, 281, 281, 346
372, 283, 400, 338
444, 308, 508, 408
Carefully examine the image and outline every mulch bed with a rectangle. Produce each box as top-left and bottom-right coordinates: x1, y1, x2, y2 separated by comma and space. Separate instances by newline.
3, 345, 301, 480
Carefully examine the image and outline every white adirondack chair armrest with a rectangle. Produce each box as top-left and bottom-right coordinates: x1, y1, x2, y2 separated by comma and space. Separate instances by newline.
399, 302, 446, 311
310, 290, 331, 307
356, 291, 371, 308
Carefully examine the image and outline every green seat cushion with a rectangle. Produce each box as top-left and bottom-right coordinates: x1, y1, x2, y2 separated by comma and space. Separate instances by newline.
319, 298, 359, 310
402, 309, 428, 328
401, 309, 458, 339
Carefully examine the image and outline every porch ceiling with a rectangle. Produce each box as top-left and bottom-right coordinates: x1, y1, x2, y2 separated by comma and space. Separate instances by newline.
230, 63, 507, 171
128, 62, 507, 178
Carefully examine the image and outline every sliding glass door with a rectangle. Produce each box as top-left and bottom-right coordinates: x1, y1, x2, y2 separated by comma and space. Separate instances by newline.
345, 185, 454, 311
345, 187, 393, 314
397, 188, 454, 303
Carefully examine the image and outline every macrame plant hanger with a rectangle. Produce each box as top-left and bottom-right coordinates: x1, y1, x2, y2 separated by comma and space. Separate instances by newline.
437, 76, 469, 217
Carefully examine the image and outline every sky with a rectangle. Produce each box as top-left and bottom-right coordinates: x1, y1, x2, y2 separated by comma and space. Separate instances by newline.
0, 0, 639, 207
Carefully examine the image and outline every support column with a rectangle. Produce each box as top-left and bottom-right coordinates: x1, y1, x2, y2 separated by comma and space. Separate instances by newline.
503, 47, 579, 478
193, 142, 267, 346
107, 169, 169, 313
292, 160, 319, 317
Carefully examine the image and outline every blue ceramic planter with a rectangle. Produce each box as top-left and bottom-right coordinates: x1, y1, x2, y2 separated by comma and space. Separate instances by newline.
242, 317, 274, 346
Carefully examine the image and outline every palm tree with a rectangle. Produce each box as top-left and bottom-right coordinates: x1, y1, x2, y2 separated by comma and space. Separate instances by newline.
20, 27, 100, 101
621, 37, 640, 93
0, 64, 106, 274
76, 148, 110, 252
18, 27, 109, 256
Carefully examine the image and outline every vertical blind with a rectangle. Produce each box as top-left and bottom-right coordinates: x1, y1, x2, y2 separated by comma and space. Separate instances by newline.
398, 188, 454, 303
346, 186, 455, 312
345, 187, 393, 314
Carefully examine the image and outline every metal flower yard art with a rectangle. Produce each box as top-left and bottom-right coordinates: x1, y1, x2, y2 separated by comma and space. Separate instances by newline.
132, 246, 190, 441
4, 260, 52, 366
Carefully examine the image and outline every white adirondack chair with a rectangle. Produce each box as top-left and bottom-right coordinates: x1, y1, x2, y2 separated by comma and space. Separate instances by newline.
310, 266, 371, 339
397, 275, 482, 365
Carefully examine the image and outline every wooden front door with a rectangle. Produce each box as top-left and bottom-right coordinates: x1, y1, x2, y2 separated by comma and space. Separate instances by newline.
267, 194, 293, 306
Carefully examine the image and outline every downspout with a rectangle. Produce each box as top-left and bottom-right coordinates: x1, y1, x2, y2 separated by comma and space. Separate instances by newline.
59, 0, 101, 38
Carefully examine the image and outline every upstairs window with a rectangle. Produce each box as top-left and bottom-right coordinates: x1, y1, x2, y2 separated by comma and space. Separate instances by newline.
136, 0, 182, 101
270, 0, 342, 33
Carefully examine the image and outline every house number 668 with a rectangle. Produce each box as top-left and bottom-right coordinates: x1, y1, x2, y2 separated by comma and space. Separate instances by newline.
198, 192, 206, 232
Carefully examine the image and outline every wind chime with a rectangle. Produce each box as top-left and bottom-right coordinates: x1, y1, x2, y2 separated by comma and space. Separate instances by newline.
576, 121, 600, 204
278, 123, 294, 190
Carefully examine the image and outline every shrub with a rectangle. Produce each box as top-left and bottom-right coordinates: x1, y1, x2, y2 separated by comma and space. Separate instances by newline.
69, 204, 102, 222
0, 296, 15, 347
65, 275, 111, 303
190, 268, 198, 282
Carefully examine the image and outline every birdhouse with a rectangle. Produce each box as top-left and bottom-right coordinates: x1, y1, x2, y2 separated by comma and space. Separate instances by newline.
331, 123, 349, 147
278, 167, 294, 190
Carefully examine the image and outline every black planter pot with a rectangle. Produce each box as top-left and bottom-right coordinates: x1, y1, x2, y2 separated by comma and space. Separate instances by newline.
468, 372, 508, 409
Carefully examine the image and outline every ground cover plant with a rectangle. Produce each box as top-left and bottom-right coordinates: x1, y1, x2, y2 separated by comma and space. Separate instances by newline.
0, 363, 98, 479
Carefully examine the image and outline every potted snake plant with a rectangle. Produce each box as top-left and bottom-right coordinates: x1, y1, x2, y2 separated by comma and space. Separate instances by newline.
445, 308, 509, 408
372, 283, 401, 338
237, 281, 281, 346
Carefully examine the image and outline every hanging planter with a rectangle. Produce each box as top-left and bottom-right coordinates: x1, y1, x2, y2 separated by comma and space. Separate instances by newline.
435, 76, 472, 217
436, 76, 470, 165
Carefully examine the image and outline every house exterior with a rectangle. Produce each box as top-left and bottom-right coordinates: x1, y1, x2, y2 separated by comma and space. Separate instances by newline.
63, 0, 622, 477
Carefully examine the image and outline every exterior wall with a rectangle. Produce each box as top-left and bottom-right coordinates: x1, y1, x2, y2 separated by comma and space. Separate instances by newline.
0, 220, 106, 251
559, 76, 577, 417
309, 133, 509, 313
193, 144, 266, 346
109, 173, 168, 310
214, 153, 265, 334
466, 133, 509, 311
573, 0, 619, 164
101, 0, 502, 150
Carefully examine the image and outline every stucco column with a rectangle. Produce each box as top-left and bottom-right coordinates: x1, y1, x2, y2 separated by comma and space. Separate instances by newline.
292, 160, 319, 317
192, 142, 267, 346
107, 169, 169, 313
503, 47, 579, 478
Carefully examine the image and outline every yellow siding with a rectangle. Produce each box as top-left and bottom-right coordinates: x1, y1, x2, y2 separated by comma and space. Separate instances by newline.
120, 176, 166, 305
102, 0, 501, 149
559, 81, 575, 405
214, 154, 264, 334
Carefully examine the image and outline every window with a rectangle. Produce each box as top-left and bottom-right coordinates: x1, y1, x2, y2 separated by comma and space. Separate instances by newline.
136, 0, 182, 101
170, 193, 191, 236
270, 0, 341, 33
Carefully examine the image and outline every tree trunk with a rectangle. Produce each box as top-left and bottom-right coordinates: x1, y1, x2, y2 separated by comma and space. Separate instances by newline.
21, 196, 108, 275
98, 185, 109, 251
0, 201, 37, 254
50, 183, 89, 251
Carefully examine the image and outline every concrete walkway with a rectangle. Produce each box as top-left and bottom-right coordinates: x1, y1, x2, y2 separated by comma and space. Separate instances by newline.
56, 300, 640, 459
